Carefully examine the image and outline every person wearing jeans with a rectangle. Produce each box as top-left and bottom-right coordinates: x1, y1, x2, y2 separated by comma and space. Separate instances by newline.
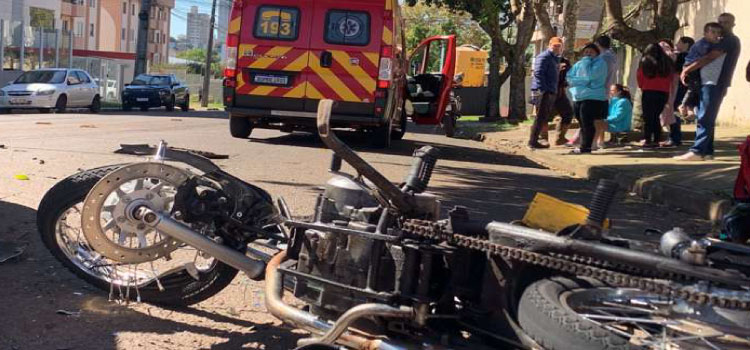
676, 13, 741, 161
637, 43, 674, 148
529, 37, 563, 149
566, 43, 608, 154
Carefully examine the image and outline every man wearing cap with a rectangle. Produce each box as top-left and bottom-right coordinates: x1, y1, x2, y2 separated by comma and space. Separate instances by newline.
529, 37, 563, 149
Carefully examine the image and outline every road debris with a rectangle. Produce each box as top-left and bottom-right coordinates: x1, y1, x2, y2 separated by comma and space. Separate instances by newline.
55, 309, 81, 317
0, 241, 26, 263
170, 119, 183, 122
35, 122, 52, 125
80, 124, 97, 128
14, 174, 29, 180
115, 144, 229, 159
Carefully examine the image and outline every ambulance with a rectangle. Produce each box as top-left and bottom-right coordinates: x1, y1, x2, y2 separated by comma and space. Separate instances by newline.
222, 0, 456, 148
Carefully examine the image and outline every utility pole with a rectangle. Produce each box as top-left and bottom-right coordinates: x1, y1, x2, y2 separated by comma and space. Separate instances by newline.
201, 0, 217, 107
134, 0, 153, 79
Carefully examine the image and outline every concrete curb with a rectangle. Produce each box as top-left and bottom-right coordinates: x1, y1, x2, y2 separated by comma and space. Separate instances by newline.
484, 137, 732, 224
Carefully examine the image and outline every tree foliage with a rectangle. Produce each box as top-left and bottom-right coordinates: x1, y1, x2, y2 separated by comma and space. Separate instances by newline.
176, 49, 221, 78
402, 4, 490, 50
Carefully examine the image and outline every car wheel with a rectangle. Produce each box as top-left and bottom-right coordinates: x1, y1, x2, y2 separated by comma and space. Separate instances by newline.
54, 95, 67, 113
230, 116, 252, 138
140, 106, 149, 112
181, 94, 190, 112
165, 95, 175, 112
89, 95, 101, 114
391, 109, 407, 140
371, 118, 392, 149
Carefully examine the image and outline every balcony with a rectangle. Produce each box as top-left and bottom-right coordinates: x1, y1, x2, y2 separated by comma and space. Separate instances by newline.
61, 1, 86, 17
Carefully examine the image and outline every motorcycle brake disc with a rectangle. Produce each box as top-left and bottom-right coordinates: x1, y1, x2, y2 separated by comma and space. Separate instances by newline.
80, 162, 191, 264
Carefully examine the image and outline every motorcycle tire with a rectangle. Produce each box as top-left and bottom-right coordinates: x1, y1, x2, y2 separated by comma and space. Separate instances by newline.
517, 277, 634, 350
37, 165, 241, 306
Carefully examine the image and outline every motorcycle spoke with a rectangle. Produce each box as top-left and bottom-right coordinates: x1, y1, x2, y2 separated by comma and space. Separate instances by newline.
136, 232, 148, 248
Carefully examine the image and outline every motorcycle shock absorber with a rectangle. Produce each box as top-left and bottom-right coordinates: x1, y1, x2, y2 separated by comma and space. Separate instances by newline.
403, 146, 440, 193
586, 179, 619, 230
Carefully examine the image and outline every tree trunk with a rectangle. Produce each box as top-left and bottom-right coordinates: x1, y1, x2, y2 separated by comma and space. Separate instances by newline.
533, 0, 555, 44
506, 0, 537, 121
507, 57, 529, 121
562, 0, 578, 59
481, 10, 510, 120
604, 0, 680, 51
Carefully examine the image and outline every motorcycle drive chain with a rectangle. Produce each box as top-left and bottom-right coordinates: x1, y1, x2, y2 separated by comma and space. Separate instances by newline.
400, 219, 750, 311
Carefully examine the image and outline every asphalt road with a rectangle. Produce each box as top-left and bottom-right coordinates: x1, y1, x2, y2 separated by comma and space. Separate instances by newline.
0, 110, 710, 349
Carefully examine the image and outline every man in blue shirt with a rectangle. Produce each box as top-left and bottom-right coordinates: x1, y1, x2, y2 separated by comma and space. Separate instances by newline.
676, 13, 741, 161
529, 37, 563, 149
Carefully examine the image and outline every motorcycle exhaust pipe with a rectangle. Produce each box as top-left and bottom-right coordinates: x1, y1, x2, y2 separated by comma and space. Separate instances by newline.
265, 252, 415, 350
136, 207, 266, 280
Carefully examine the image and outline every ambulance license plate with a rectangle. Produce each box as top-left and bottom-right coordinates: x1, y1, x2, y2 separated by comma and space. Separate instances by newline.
253, 74, 289, 86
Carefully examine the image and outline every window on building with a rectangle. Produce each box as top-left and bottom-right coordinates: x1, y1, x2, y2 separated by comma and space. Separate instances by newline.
121, 28, 125, 40
123, 2, 127, 14
75, 21, 84, 37
158, 8, 162, 20
130, 29, 134, 41
90, 24, 95, 37
132, 4, 135, 16
162, 33, 166, 45
150, 6, 155, 18
89, 0, 95, 8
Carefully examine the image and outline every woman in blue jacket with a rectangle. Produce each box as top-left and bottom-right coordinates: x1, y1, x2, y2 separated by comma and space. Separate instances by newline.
567, 43, 609, 154
604, 84, 633, 140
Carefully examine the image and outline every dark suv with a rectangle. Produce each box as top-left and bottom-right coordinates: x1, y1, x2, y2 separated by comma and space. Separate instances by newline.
122, 74, 190, 112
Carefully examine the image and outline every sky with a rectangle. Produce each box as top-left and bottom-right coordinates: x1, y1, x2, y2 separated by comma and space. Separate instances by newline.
170, 0, 214, 37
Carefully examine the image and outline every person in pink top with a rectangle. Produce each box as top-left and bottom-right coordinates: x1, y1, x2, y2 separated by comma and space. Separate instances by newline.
637, 43, 675, 148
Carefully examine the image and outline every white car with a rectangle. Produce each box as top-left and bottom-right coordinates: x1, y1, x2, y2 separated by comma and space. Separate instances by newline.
0, 68, 101, 113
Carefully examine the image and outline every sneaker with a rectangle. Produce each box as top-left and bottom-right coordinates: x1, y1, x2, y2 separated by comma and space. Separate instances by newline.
673, 151, 703, 161
569, 148, 591, 155
554, 138, 569, 146
703, 155, 714, 161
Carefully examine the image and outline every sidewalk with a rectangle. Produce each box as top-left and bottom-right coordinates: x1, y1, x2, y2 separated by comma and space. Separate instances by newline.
481, 123, 749, 223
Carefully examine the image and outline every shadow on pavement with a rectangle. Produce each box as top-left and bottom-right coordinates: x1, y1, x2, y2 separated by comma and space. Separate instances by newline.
428, 165, 710, 238
251, 125, 546, 170
100, 109, 229, 120
0, 198, 301, 350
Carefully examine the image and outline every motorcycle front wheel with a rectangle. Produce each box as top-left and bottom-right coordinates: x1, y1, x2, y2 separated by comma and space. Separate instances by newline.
518, 277, 750, 350
37, 165, 240, 306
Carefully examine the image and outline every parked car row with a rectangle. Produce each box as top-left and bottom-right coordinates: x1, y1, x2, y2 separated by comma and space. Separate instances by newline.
0, 70, 190, 114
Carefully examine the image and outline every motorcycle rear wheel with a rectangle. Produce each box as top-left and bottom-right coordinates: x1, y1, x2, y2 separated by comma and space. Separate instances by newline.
37, 165, 240, 306
518, 277, 750, 350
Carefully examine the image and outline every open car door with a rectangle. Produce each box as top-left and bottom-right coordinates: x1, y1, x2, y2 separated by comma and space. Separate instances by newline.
405, 35, 456, 125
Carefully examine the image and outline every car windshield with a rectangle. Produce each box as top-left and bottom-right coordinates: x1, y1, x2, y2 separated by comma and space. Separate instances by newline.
131, 75, 170, 86
14, 70, 67, 84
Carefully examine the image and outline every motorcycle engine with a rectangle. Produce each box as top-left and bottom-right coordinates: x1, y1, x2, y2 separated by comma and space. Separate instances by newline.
292, 174, 443, 321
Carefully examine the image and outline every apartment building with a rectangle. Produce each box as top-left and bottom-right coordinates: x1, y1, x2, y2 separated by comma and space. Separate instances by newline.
217, 0, 230, 59
186, 5, 209, 50
97, 0, 173, 65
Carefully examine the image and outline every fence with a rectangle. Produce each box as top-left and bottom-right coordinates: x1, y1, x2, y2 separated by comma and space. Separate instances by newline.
0, 19, 135, 104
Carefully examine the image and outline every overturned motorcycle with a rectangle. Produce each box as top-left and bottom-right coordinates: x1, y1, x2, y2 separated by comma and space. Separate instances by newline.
39, 100, 750, 349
